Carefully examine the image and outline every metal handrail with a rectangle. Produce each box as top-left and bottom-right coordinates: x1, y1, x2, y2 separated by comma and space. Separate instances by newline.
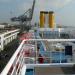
0, 40, 25, 75
1, 39, 75, 75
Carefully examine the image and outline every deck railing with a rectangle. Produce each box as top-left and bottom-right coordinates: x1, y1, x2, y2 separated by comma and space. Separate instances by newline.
0, 29, 19, 51
1, 39, 75, 75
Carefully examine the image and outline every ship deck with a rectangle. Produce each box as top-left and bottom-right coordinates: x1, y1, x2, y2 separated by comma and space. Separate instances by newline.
1, 29, 75, 75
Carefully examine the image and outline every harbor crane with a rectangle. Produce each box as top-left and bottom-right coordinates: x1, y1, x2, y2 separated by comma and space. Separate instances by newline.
11, 0, 35, 31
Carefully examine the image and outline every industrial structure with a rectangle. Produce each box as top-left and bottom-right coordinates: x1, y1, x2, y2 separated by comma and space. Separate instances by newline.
11, 0, 35, 23
11, 0, 35, 28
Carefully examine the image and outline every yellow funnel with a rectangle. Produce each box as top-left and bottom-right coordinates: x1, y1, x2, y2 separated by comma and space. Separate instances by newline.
49, 11, 55, 28
40, 11, 45, 28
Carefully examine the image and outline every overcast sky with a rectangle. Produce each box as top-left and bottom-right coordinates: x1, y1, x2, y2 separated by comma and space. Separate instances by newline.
0, 0, 75, 26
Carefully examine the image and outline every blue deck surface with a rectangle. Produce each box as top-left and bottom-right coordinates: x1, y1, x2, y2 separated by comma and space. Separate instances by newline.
25, 69, 33, 75
40, 44, 67, 63
51, 52, 67, 63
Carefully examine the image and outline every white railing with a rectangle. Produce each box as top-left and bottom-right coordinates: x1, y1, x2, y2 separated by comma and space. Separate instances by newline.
0, 40, 25, 75
0, 29, 19, 50
1, 39, 75, 75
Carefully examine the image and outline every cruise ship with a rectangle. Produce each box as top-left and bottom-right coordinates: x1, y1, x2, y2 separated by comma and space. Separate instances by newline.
1, 10, 75, 75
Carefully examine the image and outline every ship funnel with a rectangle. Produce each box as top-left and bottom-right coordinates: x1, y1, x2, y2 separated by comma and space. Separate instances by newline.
40, 11, 45, 28
49, 11, 55, 28
40, 11, 55, 28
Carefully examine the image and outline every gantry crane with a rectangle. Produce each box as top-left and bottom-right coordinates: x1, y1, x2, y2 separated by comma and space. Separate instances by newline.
11, 0, 35, 31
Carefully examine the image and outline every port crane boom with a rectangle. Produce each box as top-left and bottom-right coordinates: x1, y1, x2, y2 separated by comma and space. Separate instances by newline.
11, 0, 35, 23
